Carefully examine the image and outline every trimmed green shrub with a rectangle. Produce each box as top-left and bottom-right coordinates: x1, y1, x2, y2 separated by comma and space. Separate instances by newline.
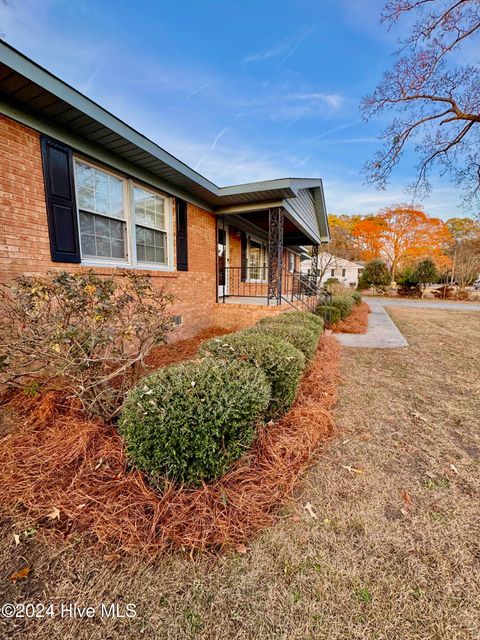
351, 291, 362, 305
330, 295, 354, 319
198, 331, 305, 417
119, 358, 271, 486
250, 320, 319, 362
257, 311, 323, 336
315, 304, 341, 325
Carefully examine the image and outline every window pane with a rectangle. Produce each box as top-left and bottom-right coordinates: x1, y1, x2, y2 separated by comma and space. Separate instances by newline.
96, 236, 111, 257
154, 229, 166, 249
144, 228, 154, 245
81, 233, 96, 257
155, 211, 165, 229
110, 219, 124, 240
111, 239, 125, 258
109, 176, 123, 200
155, 245, 165, 263
78, 185, 95, 211
145, 245, 155, 262
94, 215, 110, 238
136, 243, 145, 261
110, 197, 124, 219
76, 162, 94, 189
80, 211, 94, 234
145, 209, 156, 228
94, 169, 109, 196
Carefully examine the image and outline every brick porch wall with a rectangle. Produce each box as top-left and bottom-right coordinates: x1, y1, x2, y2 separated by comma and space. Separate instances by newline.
213, 301, 297, 332
0, 115, 217, 341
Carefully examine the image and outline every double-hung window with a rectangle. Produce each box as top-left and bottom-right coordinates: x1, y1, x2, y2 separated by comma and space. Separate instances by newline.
75, 160, 127, 261
74, 158, 172, 269
133, 186, 167, 265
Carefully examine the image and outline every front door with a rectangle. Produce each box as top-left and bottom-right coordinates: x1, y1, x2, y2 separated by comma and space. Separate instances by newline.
217, 223, 229, 299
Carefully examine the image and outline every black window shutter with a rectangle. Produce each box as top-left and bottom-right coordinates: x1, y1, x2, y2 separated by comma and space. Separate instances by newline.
175, 198, 188, 271
40, 135, 80, 263
241, 231, 247, 282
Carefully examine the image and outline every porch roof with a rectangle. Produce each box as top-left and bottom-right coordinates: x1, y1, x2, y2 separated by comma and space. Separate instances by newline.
0, 41, 329, 245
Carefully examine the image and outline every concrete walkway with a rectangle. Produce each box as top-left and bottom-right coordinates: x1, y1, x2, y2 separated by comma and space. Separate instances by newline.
336, 297, 480, 349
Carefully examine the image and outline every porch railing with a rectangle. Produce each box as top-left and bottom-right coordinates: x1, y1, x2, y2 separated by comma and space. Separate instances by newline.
219, 267, 332, 319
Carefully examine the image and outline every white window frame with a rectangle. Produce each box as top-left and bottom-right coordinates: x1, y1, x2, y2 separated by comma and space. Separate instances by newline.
73, 157, 174, 272
130, 181, 174, 271
246, 235, 268, 283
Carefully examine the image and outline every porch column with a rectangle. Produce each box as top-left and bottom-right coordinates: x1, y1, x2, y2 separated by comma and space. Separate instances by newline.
311, 244, 319, 281
268, 207, 284, 304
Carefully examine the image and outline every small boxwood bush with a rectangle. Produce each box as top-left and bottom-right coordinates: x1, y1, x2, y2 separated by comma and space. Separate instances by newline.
330, 295, 354, 319
315, 304, 341, 325
198, 331, 306, 418
250, 320, 319, 362
119, 358, 271, 486
257, 311, 323, 336
351, 291, 362, 305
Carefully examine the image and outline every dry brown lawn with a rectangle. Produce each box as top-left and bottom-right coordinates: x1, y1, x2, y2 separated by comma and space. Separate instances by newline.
1, 308, 479, 640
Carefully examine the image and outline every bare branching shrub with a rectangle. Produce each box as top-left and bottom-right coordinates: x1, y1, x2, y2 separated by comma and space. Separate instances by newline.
0, 270, 174, 420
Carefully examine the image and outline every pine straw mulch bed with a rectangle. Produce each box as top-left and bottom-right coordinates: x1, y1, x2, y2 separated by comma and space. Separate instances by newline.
332, 301, 371, 334
144, 326, 230, 369
0, 334, 340, 556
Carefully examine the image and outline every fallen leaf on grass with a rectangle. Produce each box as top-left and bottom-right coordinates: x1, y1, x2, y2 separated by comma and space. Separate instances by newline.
450, 464, 459, 475
47, 507, 60, 520
9, 566, 30, 581
13, 534, 20, 547
235, 544, 248, 554
343, 465, 365, 475
303, 502, 318, 519
401, 491, 412, 518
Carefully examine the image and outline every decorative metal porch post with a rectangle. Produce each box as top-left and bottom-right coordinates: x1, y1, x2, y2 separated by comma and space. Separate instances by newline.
268, 207, 284, 305
311, 243, 319, 289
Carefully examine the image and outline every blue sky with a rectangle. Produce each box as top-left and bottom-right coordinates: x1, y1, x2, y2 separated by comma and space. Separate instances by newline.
0, 0, 473, 219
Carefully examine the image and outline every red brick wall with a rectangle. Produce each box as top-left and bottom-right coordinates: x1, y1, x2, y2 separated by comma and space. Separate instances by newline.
214, 302, 298, 332
0, 115, 217, 340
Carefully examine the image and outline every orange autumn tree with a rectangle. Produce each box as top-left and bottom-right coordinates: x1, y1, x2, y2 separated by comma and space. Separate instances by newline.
377, 206, 451, 278
351, 217, 386, 262
327, 214, 362, 261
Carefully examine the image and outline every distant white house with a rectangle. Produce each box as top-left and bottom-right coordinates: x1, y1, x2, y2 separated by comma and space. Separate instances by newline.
301, 253, 364, 288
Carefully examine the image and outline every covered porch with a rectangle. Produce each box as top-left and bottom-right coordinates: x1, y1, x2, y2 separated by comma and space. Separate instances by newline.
214, 179, 330, 312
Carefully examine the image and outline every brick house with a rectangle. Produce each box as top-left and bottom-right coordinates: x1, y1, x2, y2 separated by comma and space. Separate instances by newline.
0, 42, 330, 339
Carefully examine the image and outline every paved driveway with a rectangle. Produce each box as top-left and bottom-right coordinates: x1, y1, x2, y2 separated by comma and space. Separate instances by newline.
336, 297, 480, 348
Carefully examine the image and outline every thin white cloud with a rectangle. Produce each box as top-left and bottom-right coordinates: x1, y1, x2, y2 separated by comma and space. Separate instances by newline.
194, 128, 231, 171
288, 92, 346, 111
243, 24, 316, 64
185, 75, 224, 100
